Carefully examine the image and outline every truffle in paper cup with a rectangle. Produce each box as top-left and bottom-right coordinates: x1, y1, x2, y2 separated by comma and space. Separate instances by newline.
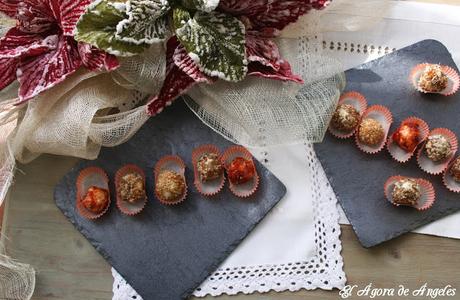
410, 63, 460, 96
154, 155, 188, 205
417, 128, 458, 175
221, 146, 259, 198
355, 105, 393, 155
328, 91, 368, 139
387, 117, 430, 163
115, 164, 147, 216
192, 145, 225, 197
384, 176, 435, 211
76, 167, 111, 220
443, 157, 460, 193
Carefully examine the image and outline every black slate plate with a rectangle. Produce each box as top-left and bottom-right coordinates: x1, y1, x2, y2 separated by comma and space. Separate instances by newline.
315, 40, 460, 248
55, 100, 286, 300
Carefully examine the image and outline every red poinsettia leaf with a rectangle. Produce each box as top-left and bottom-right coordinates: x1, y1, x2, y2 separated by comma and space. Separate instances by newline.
16, 0, 56, 34
147, 37, 208, 116
248, 60, 304, 84
246, 31, 282, 71
0, 58, 18, 90
77, 42, 119, 72
146, 69, 196, 116
173, 42, 214, 84
0, 27, 57, 59
219, 0, 329, 31
16, 35, 81, 103
0, 0, 19, 18
51, 0, 92, 36
217, 0, 267, 19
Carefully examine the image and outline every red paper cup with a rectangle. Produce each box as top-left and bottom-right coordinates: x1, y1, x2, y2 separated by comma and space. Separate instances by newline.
410, 63, 460, 96
355, 105, 393, 154
417, 128, 458, 175
443, 157, 460, 193
192, 145, 225, 197
115, 164, 147, 216
328, 91, 368, 139
387, 117, 430, 163
76, 167, 111, 220
221, 146, 259, 198
154, 155, 188, 205
384, 176, 436, 211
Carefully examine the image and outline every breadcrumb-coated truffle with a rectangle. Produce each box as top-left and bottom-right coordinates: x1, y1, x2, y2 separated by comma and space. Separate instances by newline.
450, 157, 460, 182
330, 104, 360, 132
358, 118, 384, 146
197, 153, 224, 182
119, 172, 145, 203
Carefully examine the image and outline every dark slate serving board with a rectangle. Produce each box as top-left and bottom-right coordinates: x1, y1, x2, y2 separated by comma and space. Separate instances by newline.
55, 101, 286, 300
315, 40, 460, 248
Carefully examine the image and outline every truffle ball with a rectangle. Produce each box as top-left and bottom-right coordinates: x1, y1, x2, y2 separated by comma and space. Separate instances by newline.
197, 153, 224, 182
392, 122, 420, 152
82, 186, 109, 214
358, 118, 385, 146
391, 178, 421, 206
156, 170, 186, 202
450, 157, 460, 182
425, 134, 452, 162
227, 157, 255, 185
418, 64, 448, 93
119, 172, 145, 203
330, 104, 360, 132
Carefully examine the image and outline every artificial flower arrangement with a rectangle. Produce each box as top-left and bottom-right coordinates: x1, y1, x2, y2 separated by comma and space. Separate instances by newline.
0, 0, 329, 114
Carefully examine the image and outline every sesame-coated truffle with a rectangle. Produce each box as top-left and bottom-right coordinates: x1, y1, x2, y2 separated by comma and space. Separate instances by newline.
358, 118, 385, 146
425, 134, 452, 162
156, 170, 186, 202
391, 178, 421, 206
330, 104, 360, 132
418, 64, 448, 93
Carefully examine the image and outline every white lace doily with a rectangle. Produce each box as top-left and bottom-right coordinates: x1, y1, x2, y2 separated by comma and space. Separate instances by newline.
112, 143, 345, 298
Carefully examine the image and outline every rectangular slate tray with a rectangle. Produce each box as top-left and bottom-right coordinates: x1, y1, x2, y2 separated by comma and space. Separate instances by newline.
54, 101, 286, 300
315, 40, 460, 248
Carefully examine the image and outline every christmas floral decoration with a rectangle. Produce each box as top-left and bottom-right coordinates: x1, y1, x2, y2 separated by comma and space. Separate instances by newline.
0, 0, 119, 103
0, 0, 330, 108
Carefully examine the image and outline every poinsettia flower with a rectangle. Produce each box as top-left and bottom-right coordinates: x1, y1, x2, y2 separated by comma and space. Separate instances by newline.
0, 0, 119, 103
219, 0, 330, 83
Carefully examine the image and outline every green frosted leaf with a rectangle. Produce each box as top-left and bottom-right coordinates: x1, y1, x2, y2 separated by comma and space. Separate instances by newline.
75, 0, 147, 56
115, 0, 170, 45
175, 10, 247, 82
179, 0, 220, 12
172, 6, 191, 30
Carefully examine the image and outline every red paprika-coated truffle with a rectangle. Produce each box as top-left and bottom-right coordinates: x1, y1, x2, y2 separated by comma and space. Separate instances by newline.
82, 186, 109, 214
392, 122, 420, 152
227, 157, 256, 185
